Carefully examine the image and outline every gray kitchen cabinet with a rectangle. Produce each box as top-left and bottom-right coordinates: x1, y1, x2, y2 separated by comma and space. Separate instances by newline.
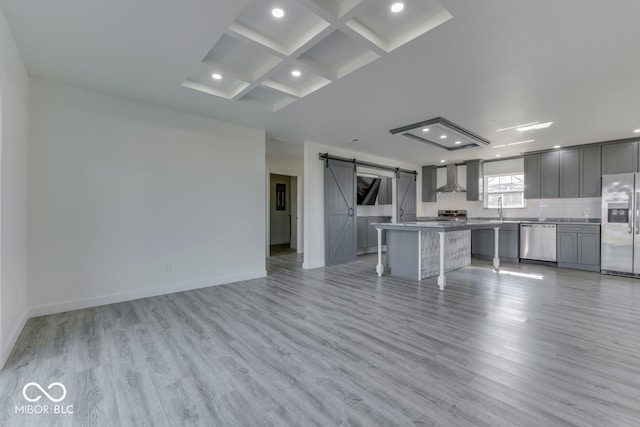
421, 165, 437, 202
471, 229, 493, 258
471, 224, 519, 263
541, 151, 559, 198
529, 146, 602, 199
556, 224, 600, 271
557, 232, 578, 264
357, 217, 368, 249
524, 154, 541, 199
378, 177, 393, 205
580, 146, 602, 197
602, 141, 638, 174
466, 160, 484, 201
357, 216, 390, 252
498, 224, 520, 263
559, 149, 580, 198
578, 233, 600, 266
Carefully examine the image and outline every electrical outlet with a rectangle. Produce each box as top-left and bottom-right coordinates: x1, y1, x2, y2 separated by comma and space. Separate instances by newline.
164, 263, 172, 273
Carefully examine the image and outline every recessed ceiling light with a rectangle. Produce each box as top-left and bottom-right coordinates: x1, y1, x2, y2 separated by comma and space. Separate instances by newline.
291, 70, 301, 77
635, 129, 640, 133
554, 145, 561, 149
422, 128, 429, 132
455, 141, 461, 145
496, 154, 502, 157
440, 135, 447, 139
211, 73, 222, 80
272, 8, 285, 18
516, 121, 553, 132
390, 2, 405, 13
440, 159, 446, 163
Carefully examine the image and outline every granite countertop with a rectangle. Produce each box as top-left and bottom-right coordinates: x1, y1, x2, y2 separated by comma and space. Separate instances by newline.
372, 220, 505, 232
469, 217, 601, 225
379, 218, 602, 231
417, 217, 601, 225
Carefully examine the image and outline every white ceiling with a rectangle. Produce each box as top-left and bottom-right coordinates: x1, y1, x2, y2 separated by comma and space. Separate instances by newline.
3, 0, 640, 166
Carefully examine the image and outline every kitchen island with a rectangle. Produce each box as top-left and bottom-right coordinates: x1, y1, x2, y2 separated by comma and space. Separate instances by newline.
372, 221, 502, 290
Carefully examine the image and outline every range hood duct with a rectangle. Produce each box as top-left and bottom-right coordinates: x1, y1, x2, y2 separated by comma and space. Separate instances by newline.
436, 164, 466, 193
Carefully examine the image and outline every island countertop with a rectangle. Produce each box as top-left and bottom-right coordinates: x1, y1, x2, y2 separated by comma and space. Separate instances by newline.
371, 220, 504, 232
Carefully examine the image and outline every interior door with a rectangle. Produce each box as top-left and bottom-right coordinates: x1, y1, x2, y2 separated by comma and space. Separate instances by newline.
396, 171, 416, 222
324, 159, 357, 265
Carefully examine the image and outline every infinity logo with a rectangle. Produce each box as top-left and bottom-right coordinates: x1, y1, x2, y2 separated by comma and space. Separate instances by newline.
22, 382, 67, 403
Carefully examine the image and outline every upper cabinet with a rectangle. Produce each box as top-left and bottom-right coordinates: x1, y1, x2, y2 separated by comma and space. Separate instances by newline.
421, 165, 437, 202
540, 151, 560, 198
466, 160, 484, 201
526, 145, 602, 199
559, 149, 580, 198
525, 152, 560, 199
579, 146, 601, 197
602, 141, 638, 174
524, 154, 542, 199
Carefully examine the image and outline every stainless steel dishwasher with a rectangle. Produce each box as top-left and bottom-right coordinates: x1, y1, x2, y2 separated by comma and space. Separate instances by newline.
520, 223, 557, 262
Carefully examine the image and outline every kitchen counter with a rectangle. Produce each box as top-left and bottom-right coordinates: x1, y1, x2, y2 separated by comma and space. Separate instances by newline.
372, 220, 503, 290
469, 217, 601, 225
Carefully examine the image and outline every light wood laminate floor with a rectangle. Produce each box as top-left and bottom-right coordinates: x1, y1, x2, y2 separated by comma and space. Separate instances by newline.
1, 254, 640, 426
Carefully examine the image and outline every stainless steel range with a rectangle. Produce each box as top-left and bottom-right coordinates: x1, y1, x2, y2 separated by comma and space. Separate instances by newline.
437, 210, 467, 220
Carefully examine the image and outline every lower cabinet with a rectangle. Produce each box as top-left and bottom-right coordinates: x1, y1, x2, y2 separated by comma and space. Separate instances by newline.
357, 217, 368, 249
357, 216, 391, 253
471, 224, 519, 263
557, 224, 600, 271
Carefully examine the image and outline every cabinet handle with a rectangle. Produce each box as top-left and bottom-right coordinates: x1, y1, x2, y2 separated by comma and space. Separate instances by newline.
636, 192, 639, 235
349, 207, 354, 217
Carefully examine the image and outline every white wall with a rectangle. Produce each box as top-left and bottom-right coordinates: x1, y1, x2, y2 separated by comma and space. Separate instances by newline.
0, 5, 29, 367
266, 138, 303, 176
28, 78, 266, 316
420, 158, 601, 219
303, 141, 420, 269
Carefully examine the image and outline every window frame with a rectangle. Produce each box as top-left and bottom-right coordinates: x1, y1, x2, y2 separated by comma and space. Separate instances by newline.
483, 172, 526, 209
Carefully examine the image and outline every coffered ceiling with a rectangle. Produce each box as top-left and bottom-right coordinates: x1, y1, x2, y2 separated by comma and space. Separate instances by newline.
2, 0, 640, 165
182, 0, 451, 111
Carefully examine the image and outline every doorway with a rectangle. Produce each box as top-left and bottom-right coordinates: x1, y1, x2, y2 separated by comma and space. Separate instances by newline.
269, 173, 300, 256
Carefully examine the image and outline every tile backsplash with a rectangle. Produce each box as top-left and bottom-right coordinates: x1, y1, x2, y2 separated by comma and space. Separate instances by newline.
420, 192, 601, 219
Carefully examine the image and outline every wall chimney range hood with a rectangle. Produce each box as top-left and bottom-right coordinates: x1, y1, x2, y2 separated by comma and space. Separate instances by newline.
437, 164, 466, 193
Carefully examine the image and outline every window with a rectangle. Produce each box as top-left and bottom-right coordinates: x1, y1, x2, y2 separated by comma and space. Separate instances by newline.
484, 173, 525, 209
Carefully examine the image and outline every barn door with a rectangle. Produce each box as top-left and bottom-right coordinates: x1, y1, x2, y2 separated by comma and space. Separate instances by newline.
397, 171, 416, 222
324, 159, 357, 265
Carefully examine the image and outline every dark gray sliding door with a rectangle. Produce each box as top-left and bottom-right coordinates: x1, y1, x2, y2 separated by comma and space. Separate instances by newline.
397, 171, 417, 222
324, 159, 357, 266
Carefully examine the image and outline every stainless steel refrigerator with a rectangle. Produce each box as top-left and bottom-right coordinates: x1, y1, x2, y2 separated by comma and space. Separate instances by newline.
601, 173, 640, 275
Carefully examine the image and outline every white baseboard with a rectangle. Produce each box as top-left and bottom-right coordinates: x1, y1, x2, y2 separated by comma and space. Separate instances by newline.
302, 260, 324, 269
29, 270, 267, 317
1, 310, 29, 370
